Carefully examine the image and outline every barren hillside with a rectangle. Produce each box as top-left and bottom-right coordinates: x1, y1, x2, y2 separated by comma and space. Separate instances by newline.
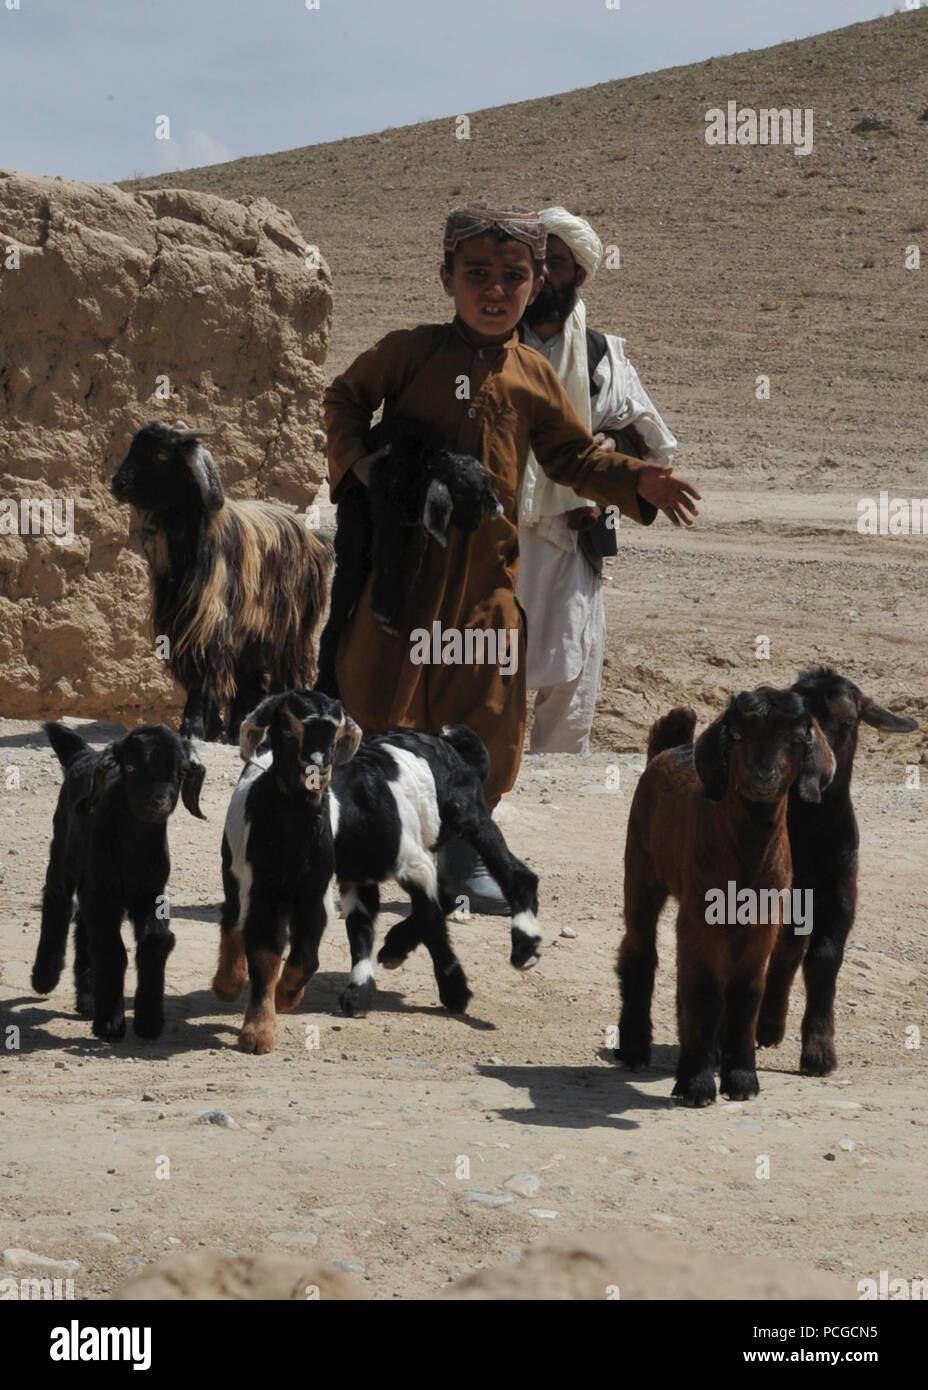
126, 10, 928, 764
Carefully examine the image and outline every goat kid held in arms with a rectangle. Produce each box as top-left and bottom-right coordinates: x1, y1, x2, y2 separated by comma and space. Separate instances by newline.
316, 415, 502, 693
323, 203, 700, 827
616, 688, 835, 1107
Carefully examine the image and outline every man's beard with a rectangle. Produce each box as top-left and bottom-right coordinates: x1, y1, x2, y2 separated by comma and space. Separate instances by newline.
522, 274, 580, 328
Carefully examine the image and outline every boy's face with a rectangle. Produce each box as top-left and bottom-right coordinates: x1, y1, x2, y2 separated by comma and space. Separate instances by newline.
440, 233, 543, 343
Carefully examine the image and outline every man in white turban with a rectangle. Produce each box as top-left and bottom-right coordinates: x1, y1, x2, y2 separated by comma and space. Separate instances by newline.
518, 206, 678, 754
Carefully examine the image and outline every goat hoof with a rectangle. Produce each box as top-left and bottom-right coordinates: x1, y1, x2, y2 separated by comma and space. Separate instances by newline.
275, 984, 306, 1014
93, 1013, 126, 1043
212, 971, 246, 1002
376, 947, 406, 971
510, 932, 541, 970
31, 965, 61, 995
438, 966, 472, 1014
672, 1073, 717, 1107
133, 1010, 165, 1040
756, 1016, 785, 1049
616, 1043, 651, 1071
721, 1069, 759, 1101
378, 925, 416, 969
238, 1024, 275, 1055
339, 979, 375, 1018
800, 1040, 837, 1076
75, 991, 95, 1018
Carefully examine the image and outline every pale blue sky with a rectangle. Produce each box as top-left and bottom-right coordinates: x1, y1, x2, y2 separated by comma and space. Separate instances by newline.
0, 0, 903, 182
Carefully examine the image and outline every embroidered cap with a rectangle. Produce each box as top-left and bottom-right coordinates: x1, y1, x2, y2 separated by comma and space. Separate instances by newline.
443, 202, 547, 260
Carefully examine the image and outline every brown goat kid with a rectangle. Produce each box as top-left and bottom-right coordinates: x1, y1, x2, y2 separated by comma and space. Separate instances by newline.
616, 688, 835, 1107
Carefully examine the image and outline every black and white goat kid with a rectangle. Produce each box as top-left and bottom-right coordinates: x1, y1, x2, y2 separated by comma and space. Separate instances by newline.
214, 690, 541, 1053
31, 722, 205, 1041
317, 415, 502, 694
212, 690, 358, 1055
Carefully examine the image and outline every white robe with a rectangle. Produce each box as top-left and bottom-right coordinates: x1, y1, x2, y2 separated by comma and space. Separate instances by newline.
519, 323, 676, 695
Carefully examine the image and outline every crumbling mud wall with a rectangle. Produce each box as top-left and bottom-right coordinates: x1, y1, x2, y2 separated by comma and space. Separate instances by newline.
0, 171, 331, 724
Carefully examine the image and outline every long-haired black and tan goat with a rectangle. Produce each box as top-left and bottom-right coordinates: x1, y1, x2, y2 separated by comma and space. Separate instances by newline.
757, 666, 918, 1076
214, 689, 540, 1054
31, 721, 205, 1041
615, 688, 835, 1106
112, 421, 333, 741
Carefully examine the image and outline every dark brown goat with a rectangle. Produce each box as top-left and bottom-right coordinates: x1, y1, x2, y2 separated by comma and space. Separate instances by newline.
615, 688, 835, 1106
757, 667, 918, 1075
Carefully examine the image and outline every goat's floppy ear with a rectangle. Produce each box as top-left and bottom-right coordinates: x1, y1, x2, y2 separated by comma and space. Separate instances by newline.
334, 710, 363, 765
181, 439, 224, 512
76, 744, 121, 813
693, 709, 731, 801
180, 741, 206, 819
859, 696, 918, 734
798, 717, 836, 803
239, 694, 286, 763
422, 477, 453, 546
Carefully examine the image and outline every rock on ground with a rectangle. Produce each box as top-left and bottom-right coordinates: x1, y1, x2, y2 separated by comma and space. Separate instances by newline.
113, 1249, 366, 1300
443, 1226, 854, 1300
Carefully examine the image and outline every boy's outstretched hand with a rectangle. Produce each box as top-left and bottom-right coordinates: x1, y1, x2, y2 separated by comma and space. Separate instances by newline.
637, 464, 701, 527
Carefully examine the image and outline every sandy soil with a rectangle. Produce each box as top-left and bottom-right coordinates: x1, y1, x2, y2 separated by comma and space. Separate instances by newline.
1, 488, 925, 1298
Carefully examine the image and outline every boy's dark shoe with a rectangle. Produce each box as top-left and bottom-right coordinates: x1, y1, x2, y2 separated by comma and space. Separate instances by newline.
439, 837, 509, 916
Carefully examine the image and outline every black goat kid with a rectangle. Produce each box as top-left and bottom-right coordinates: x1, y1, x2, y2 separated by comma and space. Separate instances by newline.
757, 667, 918, 1075
31, 723, 205, 1041
317, 416, 501, 694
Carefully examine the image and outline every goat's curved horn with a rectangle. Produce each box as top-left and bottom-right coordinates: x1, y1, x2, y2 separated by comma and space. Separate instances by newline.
184, 442, 224, 512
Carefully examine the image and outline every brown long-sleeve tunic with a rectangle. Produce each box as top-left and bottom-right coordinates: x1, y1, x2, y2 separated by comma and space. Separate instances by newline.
324, 314, 657, 806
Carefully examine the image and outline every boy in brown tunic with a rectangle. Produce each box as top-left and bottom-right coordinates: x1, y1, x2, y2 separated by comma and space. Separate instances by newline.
324, 204, 698, 810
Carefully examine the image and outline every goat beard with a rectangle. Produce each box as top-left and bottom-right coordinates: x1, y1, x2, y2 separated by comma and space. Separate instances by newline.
522, 273, 581, 328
